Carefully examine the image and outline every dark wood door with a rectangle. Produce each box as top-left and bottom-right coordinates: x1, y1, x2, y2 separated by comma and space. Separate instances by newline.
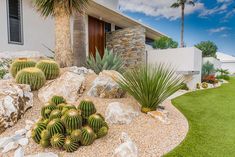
88, 16, 105, 57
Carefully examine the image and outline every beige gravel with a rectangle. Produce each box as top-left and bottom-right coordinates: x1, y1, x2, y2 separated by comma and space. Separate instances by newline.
0, 74, 189, 157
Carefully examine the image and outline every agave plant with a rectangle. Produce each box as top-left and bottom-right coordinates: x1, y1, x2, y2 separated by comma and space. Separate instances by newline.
86, 48, 124, 74
117, 64, 183, 113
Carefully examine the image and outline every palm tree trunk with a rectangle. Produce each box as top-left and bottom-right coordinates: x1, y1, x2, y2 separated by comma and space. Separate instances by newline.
73, 13, 87, 66
54, 3, 73, 68
181, 4, 185, 48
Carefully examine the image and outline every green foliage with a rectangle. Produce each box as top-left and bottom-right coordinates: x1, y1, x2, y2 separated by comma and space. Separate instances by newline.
31, 122, 47, 144
16, 67, 46, 91
63, 136, 80, 152
80, 126, 96, 146
86, 48, 124, 74
36, 60, 60, 80
180, 83, 189, 90
40, 129, 51, 140
10, 58, 36, 78
88, 114, 105, 133
195, 41, 218, 57
153, 37, 178, 49
51, 95, 66, 105
202, 82, 208, 89
47, 119, 65, 135
50, 133, 65, 148
216, 68, 230, 80
202, 61, 215, 78
62, 109, 82, 133
71, 129, 82, 142
40, 139, 50, 148
33, 0, 89, 17
49, 109, 62, 120
196, 83, 201, 89
41, 102, 57, 119
78, 100, 97, 120
97, 126, 108, 138
117, 64, 183, 113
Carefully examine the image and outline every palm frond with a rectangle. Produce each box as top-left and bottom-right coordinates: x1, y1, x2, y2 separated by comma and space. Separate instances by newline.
171, 2, 180, 8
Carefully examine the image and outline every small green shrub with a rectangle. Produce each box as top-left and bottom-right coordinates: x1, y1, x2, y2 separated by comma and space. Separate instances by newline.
10, 58, 36, 78
86, 48, 124, 74
36, 60, 60, 80
196, 83, 201, 89
153, 36, 178, 49
202, 61, 215, 78
180, 83, 189, 90
202, 82, 208, 89
117, 64, 183, 113
15, 67, 46, 91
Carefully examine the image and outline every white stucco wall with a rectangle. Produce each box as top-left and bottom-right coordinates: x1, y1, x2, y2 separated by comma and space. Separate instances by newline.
203, 57, 221, 70
147, 47, 202, 89
221, 62, 235, 74
0, 0, 55, 57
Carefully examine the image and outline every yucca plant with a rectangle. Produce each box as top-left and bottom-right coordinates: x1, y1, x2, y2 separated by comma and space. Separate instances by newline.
86, 48, 124, 74
117, 64, 183, 113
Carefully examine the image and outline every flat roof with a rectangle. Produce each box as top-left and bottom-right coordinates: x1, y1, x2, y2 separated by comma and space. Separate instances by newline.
217, 52, 235, 63
86, 1, 166, 40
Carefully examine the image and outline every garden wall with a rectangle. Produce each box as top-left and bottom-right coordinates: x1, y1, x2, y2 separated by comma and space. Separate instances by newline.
203, 57, 221, 70
147, 47, 202, 89
106, 26, 146, 69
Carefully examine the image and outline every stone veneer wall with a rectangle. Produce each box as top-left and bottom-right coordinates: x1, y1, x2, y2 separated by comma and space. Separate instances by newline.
106, 26, 146, 69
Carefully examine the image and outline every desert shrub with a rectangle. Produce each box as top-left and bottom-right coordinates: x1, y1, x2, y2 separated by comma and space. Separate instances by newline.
180, 83, 189, 90
36, 60, 60, 80
216, 68, 230, 81
153, 36, 178, 49
196, 83, 201, 89
195, 41, 217, 57
202, 75, 217, 84
202, 61, 215, 78
86, 48, 124, 74
32, 97, 108, 152
117, 64, 183, 113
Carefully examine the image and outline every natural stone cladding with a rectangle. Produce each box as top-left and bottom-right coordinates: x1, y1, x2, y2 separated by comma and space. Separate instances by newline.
106, 26, 146, 69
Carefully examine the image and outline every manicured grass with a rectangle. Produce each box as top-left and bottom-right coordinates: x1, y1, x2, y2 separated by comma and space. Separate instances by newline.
165, 78, 235, 157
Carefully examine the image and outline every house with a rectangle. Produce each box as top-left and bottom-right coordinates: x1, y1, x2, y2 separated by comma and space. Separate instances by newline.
0, 0, 165, 68
217, 52, 235, 74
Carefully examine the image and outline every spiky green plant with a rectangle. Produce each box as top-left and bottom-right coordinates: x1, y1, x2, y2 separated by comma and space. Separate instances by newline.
71, 129, 82, 142
86, 48, 124, 74
40, 139, 50, 148
97, 126, 108, 138
61, 104, 77, 115
47, 119, 65, 135
31, 122, 47, 144
51, 95, 66, 105
202, 82, 208, 89
50, 133, 65, 148
41, 102, 57, 119
88, 114, 105, 133
62, 109, 82, 133
40, 129, 51, 140
63, 136, 80, 152
80, 126, 96, 146
15, 67, 46, 91
10, 58, 36, 77
78, 100, 96, 121
49, 109, 62, 120
36, 60, 60, 80
57, 103, 67, 111
117, 64, 183, 113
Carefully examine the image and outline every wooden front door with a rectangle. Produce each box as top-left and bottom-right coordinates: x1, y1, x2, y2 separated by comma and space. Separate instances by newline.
88, 16, 105, 57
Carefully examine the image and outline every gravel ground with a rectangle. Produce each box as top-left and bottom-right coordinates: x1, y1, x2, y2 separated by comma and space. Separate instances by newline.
0, 74, 189, 157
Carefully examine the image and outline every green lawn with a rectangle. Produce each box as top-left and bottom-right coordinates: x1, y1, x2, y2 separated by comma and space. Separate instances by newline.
165, 78, 235, 157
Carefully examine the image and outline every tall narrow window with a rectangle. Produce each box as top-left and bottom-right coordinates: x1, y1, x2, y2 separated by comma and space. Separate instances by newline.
7, 0, 23, 44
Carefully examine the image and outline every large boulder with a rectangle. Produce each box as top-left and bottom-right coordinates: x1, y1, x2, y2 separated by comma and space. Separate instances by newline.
38, 72, 85, 103
63, 66, 94, 75
0, 80, 33, 134
88, 70, 126, 98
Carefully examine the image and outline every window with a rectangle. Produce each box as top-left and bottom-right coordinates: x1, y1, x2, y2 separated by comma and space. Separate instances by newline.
7, 0, 23, 44
146, 37, 154, 46
105, 22, 111, 32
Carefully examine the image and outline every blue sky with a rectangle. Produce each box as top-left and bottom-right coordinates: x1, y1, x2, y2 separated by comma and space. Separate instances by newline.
119, 0, 235, 55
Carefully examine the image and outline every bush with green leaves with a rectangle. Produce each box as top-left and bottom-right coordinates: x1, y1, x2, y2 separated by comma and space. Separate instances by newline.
216, 68, 230, 81
0, 59, 11, 79
195, 41, 218, 57
86, 48, 124, 74
202, 61, 215, 78
153, 36, 178, 49
117, 64, 183, 113
32, 96, 109, 152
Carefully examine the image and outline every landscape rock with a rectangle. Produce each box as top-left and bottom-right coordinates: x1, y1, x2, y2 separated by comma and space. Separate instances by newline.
2, 141, 19, 153
38, 72, 85, 103
0, 80, 33, 134
14, 147, 24, 157
3, 73, 13, 80
26, 130, 32, 139
64, 66, 94, 75
105, 102, 139, 125
88, 70, 125, 98
148, 109, 170, 124
113, 132, 138, 157
17, 138, 29, 146
15, 129, 27, 136
26, 152, 58, 157
0, 137, 13, 148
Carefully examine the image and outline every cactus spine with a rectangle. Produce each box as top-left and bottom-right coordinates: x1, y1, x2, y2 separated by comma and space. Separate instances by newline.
50, 133, 65, 148
31, 122, 47, 144
36, 60, 60, 80
80, 126, 96, 146
47, 119, 65, 135
62, 109, 82, 133
51, 95, 66, 105
63, 136, 80, 152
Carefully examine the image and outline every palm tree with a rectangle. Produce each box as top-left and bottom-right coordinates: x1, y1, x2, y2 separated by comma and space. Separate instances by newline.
33, 0, 89, 67
171, 0, 195, 48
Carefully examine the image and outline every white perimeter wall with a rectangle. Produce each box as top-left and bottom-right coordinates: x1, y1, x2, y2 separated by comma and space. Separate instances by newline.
0, 0, 55, 57
203, 57, 221, 70
147, 47, 202, 89
221, 62, 235, 74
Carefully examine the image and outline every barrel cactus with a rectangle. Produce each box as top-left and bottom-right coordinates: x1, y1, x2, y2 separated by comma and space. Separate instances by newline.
15, 67, 46, 91
10, 58, 36, 78
61, 104, 77, 115
71, 129, 82, 142
57, 103, 67, 111
36, 60, 60, 80
202, 82, 208, 89
49, 109, 62, 120
88, 114, 105, 133
41, 102, 57, 119
63, 136, 80, 152
97, 126, 108, 138
50, 133, 65, 148
51, 95, 66, 105
40, 139, 50, 148
78, 100, 96, 120
80, 126, 96, 146
31, 122, 47, 144
62, 109, 82, 134
40, 129, 51, 140
47, 119, 65, 135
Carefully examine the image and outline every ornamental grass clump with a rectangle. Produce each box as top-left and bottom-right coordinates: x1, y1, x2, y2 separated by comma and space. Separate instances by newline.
86, 48, 124, 74
117, 64, 183, 113
31, 96, 109, 153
